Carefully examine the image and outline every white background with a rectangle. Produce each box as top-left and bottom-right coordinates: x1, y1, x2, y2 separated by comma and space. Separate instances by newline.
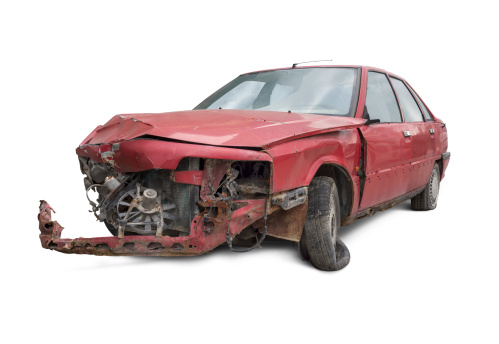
1, 1, 497, 343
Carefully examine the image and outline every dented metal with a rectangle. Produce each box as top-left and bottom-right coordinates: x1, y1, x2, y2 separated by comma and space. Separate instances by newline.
39, 198, 267, 256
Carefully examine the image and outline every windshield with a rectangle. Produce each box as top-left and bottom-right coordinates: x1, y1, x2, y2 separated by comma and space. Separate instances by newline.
195, 67, 360, 116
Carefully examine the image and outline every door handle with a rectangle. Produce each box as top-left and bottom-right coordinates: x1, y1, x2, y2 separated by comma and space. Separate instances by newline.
403, 130, 411, 137
429, 128, 435, 134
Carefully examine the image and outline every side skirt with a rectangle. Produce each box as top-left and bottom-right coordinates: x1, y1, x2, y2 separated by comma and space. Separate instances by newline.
341, 186, 425, 226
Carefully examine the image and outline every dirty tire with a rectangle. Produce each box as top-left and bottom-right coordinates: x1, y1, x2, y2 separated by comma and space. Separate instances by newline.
104, 220, 118, 236
411, 163, 440, 211
303, 176, 350, 271
299, 231, 310, 261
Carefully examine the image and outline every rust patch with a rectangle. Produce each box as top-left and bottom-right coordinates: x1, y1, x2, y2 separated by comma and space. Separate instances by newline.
200, 159, 232, 201
38, 198, 267, 257
99, 143, 120, 167
253, 200, 308, 242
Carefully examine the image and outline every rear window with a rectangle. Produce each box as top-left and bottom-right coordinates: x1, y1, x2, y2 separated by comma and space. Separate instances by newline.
408, 85, 433, 121
390, 77, 424, 122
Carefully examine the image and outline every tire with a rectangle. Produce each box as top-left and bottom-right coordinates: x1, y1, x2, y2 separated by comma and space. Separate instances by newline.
411, 163, 440, 211
299, 230, 310, 261
302, 176, 350, 271
104, 220, 118, 236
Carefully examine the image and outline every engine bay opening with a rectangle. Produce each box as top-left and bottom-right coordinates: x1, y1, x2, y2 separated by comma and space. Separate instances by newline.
216, 161, 271, 200
80, 157, 201, 238
79, 156, 272, 240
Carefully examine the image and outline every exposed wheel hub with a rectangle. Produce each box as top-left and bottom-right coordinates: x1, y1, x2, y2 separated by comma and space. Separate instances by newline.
116, 184, 176, 235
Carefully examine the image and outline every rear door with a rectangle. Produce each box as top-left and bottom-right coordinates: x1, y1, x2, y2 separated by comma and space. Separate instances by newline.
358, 71, 412, 210
389, 76, 434, 191
407, 82, 438, 159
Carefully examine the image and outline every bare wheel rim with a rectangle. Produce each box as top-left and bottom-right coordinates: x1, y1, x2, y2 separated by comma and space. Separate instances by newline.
429, 168, 439, 207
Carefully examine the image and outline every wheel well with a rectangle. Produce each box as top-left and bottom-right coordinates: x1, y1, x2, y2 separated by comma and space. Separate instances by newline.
314, 164, 353, 220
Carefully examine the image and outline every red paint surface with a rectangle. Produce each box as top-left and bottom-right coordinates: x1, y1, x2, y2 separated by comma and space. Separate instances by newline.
171, 170, 204, 186
77, 140, 272, 173
267, 130, 361, 193
87, 109, 365, 148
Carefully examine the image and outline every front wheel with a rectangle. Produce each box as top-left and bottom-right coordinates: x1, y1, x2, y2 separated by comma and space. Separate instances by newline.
302, 176, 350, 271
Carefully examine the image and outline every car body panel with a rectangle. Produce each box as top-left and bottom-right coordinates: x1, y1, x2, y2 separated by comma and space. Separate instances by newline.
267, 129, 361, 194
358, 123, 413, 209
86, 109, 366, 149
76, 140, 272, 173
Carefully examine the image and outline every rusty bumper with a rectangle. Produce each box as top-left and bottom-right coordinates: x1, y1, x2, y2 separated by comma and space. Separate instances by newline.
38, 199, 267, 256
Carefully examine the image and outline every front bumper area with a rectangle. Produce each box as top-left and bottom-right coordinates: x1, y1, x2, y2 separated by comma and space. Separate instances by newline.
38, 199, 267, 256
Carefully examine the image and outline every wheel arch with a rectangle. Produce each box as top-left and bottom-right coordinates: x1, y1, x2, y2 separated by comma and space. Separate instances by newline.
312, 163, 354, 221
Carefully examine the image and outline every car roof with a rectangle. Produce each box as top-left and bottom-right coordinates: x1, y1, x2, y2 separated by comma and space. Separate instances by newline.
242, 65, 404, 80
242, 65, 363, 75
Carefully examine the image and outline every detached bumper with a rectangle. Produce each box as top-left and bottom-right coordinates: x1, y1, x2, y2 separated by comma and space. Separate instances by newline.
38, 199, 266, 256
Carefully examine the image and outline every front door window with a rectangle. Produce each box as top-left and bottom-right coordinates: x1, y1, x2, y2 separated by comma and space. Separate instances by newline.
365, 72, 402, 123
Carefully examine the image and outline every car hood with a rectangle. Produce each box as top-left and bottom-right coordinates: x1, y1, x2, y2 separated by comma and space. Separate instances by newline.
86, 109, 365, 148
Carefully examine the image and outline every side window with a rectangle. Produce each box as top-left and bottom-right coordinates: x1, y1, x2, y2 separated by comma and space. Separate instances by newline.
390, 77, 425, 122
365, 72, 402, 123
409, 85, 433, 121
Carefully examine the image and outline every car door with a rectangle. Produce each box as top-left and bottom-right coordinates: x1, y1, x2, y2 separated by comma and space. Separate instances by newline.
407, 82, 439, 162
389, 76, 434, 192
358, 71, 413, 210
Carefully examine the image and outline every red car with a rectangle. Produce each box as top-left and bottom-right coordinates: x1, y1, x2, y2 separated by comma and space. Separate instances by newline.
38, 65, 450, 271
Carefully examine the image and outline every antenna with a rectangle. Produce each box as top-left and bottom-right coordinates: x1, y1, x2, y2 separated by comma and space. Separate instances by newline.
292, 59, 333, 68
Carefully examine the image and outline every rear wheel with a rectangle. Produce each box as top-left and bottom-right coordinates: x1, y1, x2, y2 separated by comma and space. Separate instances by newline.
411, 163, 440, 211
302, 176, 350, 271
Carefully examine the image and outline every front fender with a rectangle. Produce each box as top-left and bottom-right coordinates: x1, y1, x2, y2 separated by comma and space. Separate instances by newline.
266, 129, 361, 193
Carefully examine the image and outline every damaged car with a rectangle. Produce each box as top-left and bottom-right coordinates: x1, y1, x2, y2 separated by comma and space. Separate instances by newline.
38, 65, 450, 271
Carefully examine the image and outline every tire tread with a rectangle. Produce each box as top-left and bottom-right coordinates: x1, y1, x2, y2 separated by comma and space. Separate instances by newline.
411, 164, 440, 211
303, 176, 350, 271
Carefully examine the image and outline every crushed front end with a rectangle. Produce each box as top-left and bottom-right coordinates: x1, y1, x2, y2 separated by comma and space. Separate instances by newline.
38, 139, 307, 256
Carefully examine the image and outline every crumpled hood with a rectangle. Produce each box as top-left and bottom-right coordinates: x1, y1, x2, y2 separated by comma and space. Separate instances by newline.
86, 109, 365, 148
